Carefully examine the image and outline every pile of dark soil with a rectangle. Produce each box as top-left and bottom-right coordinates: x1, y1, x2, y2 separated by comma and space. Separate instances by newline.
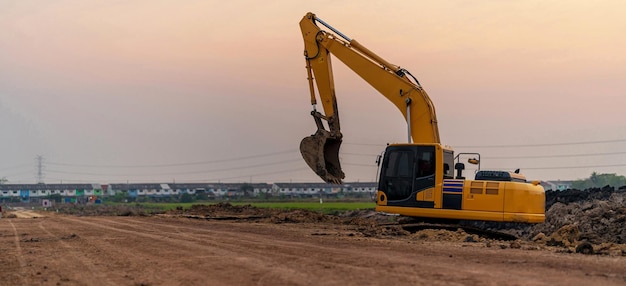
169, 187, 626, 249
169, 203, 406, 236
466, 187, 626, 254
54, 204, 159, 216
170, 203, 338, 224
532, 188, 626, 245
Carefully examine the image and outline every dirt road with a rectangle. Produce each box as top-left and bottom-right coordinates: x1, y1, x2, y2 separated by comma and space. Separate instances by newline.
1, 209, 625, 286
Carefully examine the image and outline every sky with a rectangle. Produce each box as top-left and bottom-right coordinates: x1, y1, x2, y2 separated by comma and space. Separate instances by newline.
1, 0, 625, 184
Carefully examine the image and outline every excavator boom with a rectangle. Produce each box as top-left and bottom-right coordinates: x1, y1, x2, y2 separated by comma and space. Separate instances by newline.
299, 12, 440, 184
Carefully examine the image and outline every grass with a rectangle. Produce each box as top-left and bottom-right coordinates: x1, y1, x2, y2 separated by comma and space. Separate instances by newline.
135, 201, 376, 214
234, 201, 375, 213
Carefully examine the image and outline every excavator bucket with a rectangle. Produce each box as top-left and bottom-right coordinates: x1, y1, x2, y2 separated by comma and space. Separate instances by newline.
300, 129, 345, 184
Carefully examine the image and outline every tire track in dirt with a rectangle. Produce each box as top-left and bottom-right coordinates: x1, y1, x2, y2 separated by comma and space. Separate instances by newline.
88, 217, 344, 260
36, 220, 118, 285
6, 215, 626, 285
7, 220, 28, 285
52, 216, 239, 284
91, 216, 346, 258
72, 216, 426, 285
87, 217, 626, 286
63, 217, 185, 280
56, 216, 399, 285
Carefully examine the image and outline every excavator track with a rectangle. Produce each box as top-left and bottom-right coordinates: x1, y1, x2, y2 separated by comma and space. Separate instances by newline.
379, 217, 520, 241
398, 223, 519, 241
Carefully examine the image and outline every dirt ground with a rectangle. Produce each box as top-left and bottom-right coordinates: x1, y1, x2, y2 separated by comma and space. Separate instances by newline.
1, 203, 626, 286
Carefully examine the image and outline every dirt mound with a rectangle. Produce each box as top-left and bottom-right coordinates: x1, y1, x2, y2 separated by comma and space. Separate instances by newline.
169, 203, 338, 224
172, 203, 268, 218
169, 203, 405, 237
466, 188, 626, 254
545, 186, 624, 208
532, 191, 626, 245
167, 189, 626, 251
54, 204, 158, 216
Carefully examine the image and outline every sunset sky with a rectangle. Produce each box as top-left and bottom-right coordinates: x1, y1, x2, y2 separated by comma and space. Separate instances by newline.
1, 1, 625, 184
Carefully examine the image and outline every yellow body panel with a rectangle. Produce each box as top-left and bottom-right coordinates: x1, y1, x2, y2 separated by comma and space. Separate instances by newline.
503, 182, 546, 220
416, 188, 434, 202
376, 178, 546, 223
463, 181, 505, 212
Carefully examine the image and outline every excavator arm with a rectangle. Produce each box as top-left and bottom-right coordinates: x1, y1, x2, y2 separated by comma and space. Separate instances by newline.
300, 12, 440, 184
299, 12, 545, 224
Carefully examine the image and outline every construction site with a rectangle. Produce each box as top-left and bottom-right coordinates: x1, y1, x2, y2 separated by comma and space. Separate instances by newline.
1, 186, 625, 285
2, 2, 626, 285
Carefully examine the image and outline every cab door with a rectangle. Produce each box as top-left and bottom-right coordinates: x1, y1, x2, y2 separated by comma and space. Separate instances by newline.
378, 145, 436, 208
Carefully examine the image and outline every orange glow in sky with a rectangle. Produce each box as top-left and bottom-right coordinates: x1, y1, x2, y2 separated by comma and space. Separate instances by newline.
0, 1, 625, 183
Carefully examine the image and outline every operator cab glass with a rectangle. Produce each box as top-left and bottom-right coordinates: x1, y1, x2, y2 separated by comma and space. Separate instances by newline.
378, 145, 436, 206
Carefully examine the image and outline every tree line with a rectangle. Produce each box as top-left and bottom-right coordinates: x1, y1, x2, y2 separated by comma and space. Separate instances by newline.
571, 172, 626, 189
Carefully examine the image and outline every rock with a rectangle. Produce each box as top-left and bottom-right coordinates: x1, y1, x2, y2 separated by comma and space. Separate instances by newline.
532, 233, 548, 243
549, 224, 580, 247
575, 241, 594, 255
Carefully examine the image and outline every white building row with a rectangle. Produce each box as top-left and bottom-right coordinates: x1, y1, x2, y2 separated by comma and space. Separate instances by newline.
0, 182, 378, 199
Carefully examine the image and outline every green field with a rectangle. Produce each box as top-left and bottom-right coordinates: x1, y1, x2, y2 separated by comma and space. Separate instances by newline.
137, 201, 376, 214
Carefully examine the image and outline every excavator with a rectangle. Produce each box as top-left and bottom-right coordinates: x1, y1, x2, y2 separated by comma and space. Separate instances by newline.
299, 12, 545, 223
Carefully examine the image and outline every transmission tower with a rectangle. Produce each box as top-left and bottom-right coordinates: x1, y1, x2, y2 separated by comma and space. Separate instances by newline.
36, 155, 45, 184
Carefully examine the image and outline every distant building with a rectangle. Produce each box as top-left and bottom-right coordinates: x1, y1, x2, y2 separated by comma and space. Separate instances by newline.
541, 180, 573, 191
272, 182, 377, 198
0, 181, 378, 202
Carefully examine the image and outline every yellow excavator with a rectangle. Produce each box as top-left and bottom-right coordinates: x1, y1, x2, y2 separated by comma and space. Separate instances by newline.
299, 12, 545, 223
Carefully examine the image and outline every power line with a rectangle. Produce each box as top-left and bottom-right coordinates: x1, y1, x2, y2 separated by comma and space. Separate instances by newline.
46, 158, 304, 177
343, 142, 387, 147
492, 163, 626, 170
26, 138, 626, 182
207, 167, 310, 182
46, 149, 299, 168
484, 151, 626, 159
343, 162, 377, 167
456, 138, 626, 148
341, 152, 379, 157
346, 138, 626, 149
0, 164, 32, 172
